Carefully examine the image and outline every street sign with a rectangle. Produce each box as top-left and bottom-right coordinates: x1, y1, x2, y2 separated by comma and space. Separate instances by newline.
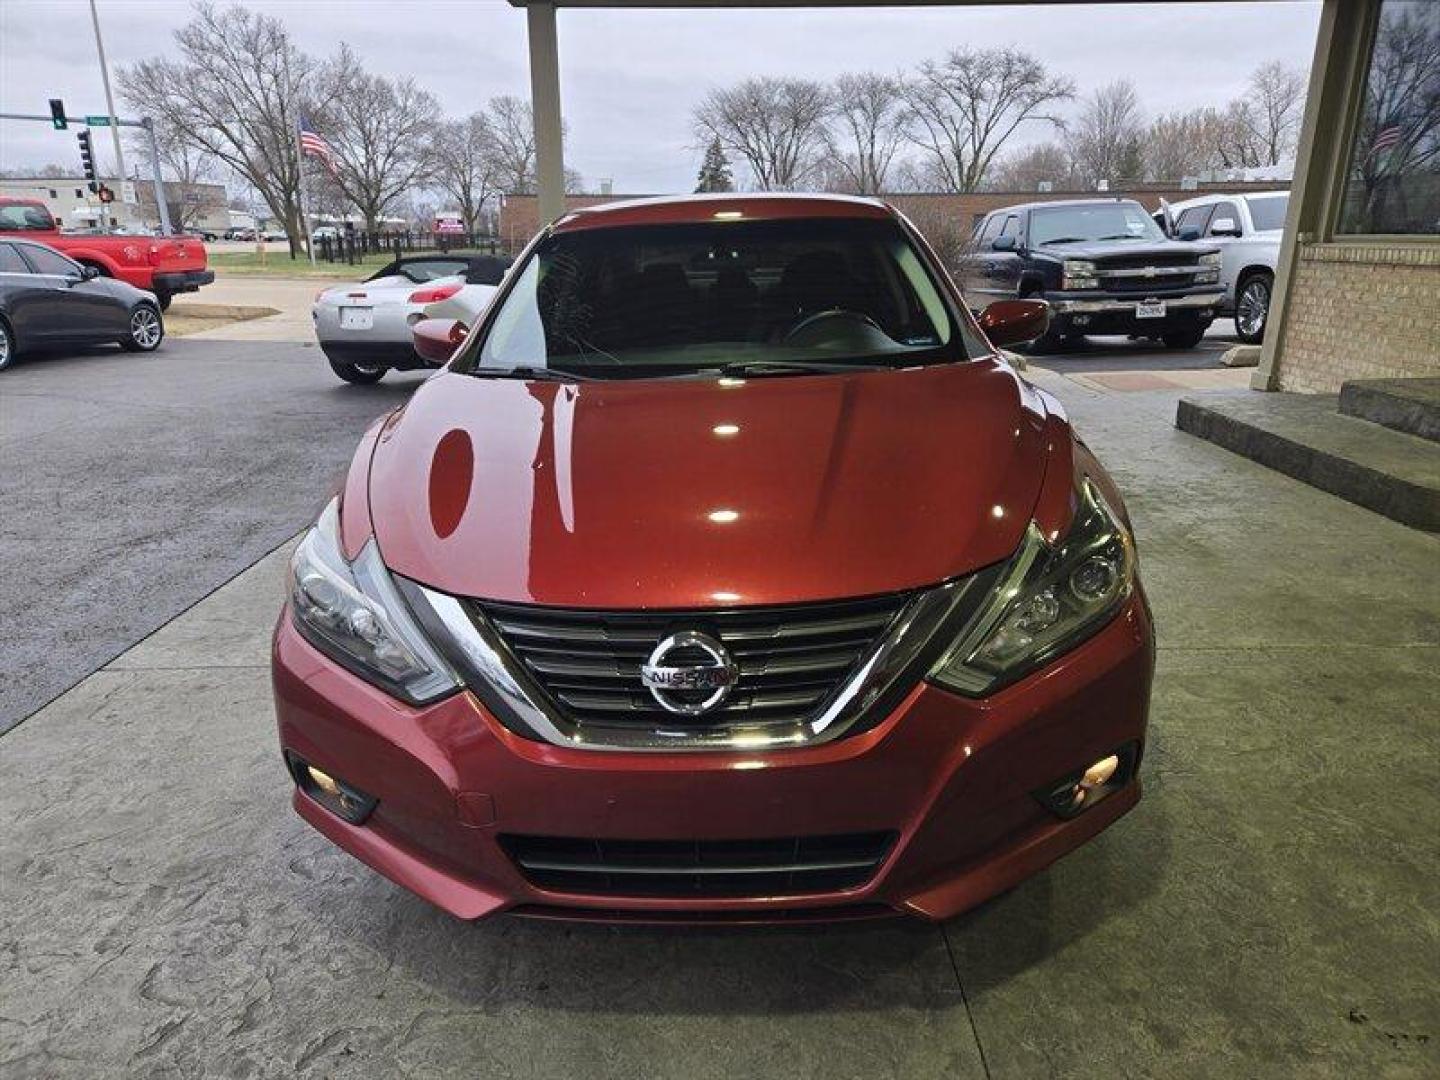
97, 186, 115, 204
120, 181, 137, 206
85, 115, 112, 127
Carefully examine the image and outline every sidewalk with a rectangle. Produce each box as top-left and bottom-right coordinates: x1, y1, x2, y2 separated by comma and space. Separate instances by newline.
172, 275, 328, 343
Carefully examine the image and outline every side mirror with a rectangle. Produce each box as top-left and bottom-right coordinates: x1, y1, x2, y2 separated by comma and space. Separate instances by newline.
412, 317, 468, 365
80, 265, 100, 281
978, 299, 1049, 348
991, 235, 1018, 252
1178, 226, 1202, 242
1210, 217, 1240, 237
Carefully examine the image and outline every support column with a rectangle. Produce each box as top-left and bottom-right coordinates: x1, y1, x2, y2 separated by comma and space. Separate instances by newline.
1252, 0, 1368, 391
527, 2, 566, 225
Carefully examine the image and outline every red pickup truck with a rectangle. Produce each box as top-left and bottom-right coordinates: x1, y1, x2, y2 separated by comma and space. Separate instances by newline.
0, 197, 213, 310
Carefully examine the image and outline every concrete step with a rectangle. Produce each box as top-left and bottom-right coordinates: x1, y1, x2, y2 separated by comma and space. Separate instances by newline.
1175, 390, 1440, 532
1338, 377, 1440, 443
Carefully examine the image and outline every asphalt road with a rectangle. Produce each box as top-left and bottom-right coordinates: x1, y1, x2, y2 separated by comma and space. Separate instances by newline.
0, 327, 1240, 734
0, 338, 427, 732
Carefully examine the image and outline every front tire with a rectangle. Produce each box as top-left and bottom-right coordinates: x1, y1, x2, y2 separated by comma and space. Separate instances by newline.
121, 303, 164, 352
0, 316, 15, 372
328, 357, 387, 384
1234, 271, 1272, 345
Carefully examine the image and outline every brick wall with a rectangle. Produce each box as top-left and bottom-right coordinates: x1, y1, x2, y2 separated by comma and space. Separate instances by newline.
497, 182, 1288, 256
1274, 243, 1440, 393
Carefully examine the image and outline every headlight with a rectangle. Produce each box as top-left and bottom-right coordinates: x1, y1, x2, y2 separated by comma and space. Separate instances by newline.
1062, 260, 1099, 290
289, 500, 459, 704
1199, 252, 1222, 266
929, 479, 1135, 696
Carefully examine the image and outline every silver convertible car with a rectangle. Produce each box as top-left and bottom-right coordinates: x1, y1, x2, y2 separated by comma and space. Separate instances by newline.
312, 253, 509, 383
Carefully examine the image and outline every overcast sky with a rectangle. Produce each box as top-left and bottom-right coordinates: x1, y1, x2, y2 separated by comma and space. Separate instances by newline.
1, 0, 1320, 191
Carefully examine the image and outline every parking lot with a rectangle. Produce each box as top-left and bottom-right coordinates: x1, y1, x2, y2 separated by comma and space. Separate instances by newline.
2, 299, 1435, 1078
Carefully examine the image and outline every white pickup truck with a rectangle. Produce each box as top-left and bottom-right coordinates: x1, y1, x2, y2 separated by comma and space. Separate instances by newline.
1161, 191, 1288, 344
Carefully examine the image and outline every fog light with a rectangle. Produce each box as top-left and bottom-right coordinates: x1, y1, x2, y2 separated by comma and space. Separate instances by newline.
1072, 314, 1090, 326
286, 752, 377, 825
1036, 744, 1136, 819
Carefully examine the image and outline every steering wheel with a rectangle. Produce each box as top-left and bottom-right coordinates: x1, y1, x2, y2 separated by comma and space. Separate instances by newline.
780, 308, 884, 346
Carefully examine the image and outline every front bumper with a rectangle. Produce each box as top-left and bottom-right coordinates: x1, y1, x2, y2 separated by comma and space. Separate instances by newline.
273, 591, 1154, 923
1048, 288, 1221, 334
152, 269, 215, 294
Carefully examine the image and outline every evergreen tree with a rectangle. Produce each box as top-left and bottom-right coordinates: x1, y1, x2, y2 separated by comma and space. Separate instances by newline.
694, 138, 735, 193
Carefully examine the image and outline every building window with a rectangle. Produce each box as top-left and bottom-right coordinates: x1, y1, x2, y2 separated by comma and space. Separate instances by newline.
1336, 0, 1440, 236
49, 189, 58, 199
75, 188, 83, 199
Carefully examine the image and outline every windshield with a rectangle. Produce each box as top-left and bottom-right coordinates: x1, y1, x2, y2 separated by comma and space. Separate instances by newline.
1030, 203, 1165, 245
0, 204, 56, 231
461, 218, 980, 380
1246, 194, 1289, 232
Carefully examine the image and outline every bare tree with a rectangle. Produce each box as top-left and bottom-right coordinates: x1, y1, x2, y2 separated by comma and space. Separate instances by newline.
1066, 80, 1145, 185
900, 47, 1074, 193
124, 117, 219, 231
118, 2, 320, 257
432, 114, 498, 234
487, 96, 538, 194
1144, 109, 1227, 180
1236, 61, 1309, 166
986, 141, 1077, 191
313, 46, 438, 231
825, 73, 908, 194
693, 77, 831, 190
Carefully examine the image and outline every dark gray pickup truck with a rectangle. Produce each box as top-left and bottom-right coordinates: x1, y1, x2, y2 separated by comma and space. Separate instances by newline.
957, 197, 1224, 351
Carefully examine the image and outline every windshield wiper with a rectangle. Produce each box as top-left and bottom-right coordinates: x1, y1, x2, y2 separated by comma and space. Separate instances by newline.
707, 360, 886, 378
1097, 234, 1146, 241
471, 365, 596, 383
1038, 237, 1088, 245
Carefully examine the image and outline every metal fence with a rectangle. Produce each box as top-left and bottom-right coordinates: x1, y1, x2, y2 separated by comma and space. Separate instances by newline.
315, 231, 506, 264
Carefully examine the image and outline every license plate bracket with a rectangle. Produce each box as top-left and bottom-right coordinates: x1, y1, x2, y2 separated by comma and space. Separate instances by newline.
1136, 300, 1167, 319
339, 306, 374, 330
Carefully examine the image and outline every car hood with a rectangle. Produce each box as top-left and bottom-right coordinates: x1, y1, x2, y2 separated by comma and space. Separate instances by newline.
1036, 239, 1217, 260
367, 361, 1057, 608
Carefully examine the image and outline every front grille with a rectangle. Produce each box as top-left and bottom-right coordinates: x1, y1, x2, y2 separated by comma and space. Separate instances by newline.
1098, 272, 1196, 293
471, 593, 911, 738
1095, 252, 1198, 270
501, 832, 897, 897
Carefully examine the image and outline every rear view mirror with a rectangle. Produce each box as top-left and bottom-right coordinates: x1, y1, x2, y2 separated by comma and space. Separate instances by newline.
1210, 218, 1240, 237
412, 318, 468, 365
978, 299, 1050, 348
991, 235, 1018, 252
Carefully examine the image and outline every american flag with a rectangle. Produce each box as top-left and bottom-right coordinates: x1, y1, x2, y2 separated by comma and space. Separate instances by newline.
1371, 124, 1403, 155
299, 118, 338, 175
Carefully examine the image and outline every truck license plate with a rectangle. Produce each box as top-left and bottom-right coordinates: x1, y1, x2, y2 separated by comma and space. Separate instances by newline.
1136, 300, 1166, 319
339, 307, 373, 330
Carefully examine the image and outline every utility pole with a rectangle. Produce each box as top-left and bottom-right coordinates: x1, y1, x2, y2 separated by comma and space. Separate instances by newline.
88, 0, 127, 229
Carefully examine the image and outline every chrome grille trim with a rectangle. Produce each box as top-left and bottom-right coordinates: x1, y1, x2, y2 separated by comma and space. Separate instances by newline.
400, 566, 1002, 752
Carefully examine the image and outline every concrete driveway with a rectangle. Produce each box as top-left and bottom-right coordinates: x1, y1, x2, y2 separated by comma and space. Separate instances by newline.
1, 331, 1436, 1078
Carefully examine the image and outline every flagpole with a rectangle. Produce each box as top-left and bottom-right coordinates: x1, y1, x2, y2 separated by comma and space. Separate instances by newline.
296, 116, 317, 267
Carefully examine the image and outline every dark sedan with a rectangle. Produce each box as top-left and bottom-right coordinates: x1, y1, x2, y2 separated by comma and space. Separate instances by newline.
0, 239, 164, 371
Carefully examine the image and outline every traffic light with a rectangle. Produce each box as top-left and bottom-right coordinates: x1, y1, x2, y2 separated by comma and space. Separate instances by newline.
49, 99, 67, 130
77, 130, 96, 193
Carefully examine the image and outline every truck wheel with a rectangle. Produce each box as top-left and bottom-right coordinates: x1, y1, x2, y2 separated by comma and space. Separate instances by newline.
1016, 291, 1066, 354
1234, 271, 1272, 345
0, 316, 14, 372
329, 357, 387, 385
1161, 327, 1208, 349
152, 288, 173, 312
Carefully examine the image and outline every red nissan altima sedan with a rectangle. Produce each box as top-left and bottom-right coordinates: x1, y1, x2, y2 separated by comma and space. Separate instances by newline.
272, 194, 1154, 923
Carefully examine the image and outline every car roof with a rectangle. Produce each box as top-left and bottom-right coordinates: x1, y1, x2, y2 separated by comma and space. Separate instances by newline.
1168, 190, 1289, 212
551, 192, 894, 233
982, 197, 1145, 217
